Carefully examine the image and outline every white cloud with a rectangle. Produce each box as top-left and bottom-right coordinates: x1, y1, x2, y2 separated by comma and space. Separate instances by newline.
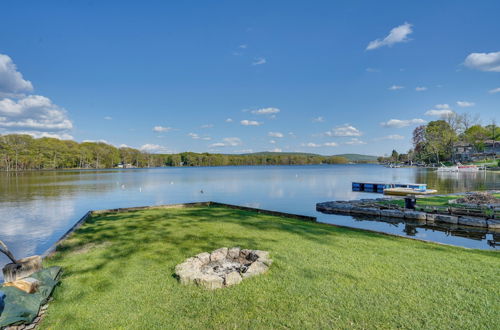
188, 133, 211, 141
425, 104, 454, 117
380, 118, 426, 128
324, 142, 339, 147
0, 54, 74, 139
239, 44, 248, 49
209, 137, 242, 148
269, 140, 276, 144
153, 125, 172, 132
269, 148, 282, 152
464, 51, 500, 72
139, 144, 169, 153
240, 119, 261, 126
252, 57, 266, 65
388, 85, 404, 90
104, 116, 112, 120
456, 101, 475, 107
201, 124, 214, 128
415, 86, 427, 91
376, 134, 405, 140
225, 118, 233, 122
366, 22, 413, 50
345, 138, 367, 145
0, 95, 73, 131
326, 124, 362, 137
268, 132, 284, 138
250, 107, 280, 115
366, 68, 380, 73
425, 109, 454, 116
302, 142, 321, 148
489, 87, 500, 94
0, 54, 33, 95
312, 116, 325, 123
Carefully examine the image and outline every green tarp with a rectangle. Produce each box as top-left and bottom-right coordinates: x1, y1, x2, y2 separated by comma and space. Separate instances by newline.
0, 266, 62, 328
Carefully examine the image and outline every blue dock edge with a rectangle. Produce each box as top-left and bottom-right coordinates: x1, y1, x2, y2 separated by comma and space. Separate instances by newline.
352, 182, 427, 193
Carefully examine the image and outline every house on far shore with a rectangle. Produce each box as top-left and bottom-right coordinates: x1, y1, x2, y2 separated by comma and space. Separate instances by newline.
116, 162, 136, 168
453, 140, 499, 161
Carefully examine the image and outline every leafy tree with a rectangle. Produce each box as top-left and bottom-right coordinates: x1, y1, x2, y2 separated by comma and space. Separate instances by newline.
424, 120, 456, 163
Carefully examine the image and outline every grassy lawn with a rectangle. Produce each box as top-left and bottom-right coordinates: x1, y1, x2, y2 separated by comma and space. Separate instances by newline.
378, 193, 500, 209
42, 206, 499, 329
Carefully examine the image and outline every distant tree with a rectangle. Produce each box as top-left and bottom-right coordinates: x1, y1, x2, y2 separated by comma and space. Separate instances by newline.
390, 149, 399, 162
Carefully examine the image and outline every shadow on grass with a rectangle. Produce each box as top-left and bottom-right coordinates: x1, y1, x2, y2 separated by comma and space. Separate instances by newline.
49, 205, 496, 284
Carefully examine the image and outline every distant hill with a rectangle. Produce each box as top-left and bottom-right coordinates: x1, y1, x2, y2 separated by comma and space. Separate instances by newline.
241, 152, 322, 157
333, 154, 379, 162
241, 152, 378, 162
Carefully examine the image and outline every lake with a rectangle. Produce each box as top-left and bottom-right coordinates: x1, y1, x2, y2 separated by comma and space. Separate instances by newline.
1, 164, 499, 273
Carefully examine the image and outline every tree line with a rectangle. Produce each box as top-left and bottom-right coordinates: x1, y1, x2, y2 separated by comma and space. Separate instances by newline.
0, 134, 350, 171
379, 113, 498, 164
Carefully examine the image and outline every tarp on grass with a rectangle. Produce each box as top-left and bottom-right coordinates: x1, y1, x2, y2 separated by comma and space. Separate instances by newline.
0, 266, 62, 328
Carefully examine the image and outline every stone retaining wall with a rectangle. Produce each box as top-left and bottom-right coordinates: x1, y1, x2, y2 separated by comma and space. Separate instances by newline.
317, 200, 500, 229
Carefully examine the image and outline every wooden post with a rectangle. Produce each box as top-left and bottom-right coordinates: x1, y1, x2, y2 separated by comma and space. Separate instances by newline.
1, 240, 43, 282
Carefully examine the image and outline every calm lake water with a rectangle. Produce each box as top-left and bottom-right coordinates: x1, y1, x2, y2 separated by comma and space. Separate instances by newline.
1, 164, 499, 273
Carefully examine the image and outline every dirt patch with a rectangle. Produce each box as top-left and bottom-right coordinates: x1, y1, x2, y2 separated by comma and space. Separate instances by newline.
456, 192, 500, 205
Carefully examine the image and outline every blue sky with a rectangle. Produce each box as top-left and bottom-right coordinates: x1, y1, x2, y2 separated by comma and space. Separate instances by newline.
0, 1, 499, 156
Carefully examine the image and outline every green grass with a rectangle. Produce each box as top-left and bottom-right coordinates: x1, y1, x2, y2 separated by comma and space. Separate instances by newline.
42, 206, 499, 329
378, 194, 500, 208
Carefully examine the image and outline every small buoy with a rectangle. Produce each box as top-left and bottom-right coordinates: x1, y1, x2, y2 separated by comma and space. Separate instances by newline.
200, 189, 204, 194
170, 181, 174, 185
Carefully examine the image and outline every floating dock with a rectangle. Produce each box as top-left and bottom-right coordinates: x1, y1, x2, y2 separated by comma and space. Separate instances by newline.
352, 182, 436, 195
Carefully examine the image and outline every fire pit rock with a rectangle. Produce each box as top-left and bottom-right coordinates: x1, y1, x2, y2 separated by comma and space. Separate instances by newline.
175, 247, 272, 289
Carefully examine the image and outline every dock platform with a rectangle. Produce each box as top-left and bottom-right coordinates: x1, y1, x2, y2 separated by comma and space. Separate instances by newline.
352, 182, 435, 195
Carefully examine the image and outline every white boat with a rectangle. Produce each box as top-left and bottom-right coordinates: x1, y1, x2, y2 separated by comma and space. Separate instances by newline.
457, 163, 479, 172
437, 164, 458, 172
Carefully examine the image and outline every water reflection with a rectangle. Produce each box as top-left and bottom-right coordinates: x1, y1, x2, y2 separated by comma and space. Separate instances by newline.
0, 165, 499, 274
336, 213, 500, 247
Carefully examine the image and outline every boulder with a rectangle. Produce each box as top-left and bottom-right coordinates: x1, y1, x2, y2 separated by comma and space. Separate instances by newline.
175, 258, 203, 284
426, 213, 437, 222
195, 252, 210, 264
3, 277, 40, 294
195, 274, 224, 290
242, 261, 268, 278
253, 250, 272, 266
435, 214, 458, 224
354, 207, 381, 216
227, 247, 240, 259
210, 247, 228, 262
487, 219, 500, 229
458, 216, 488, 228
404, 211, 427, 220
380, 209, 405, 218
224, 271, 242, 286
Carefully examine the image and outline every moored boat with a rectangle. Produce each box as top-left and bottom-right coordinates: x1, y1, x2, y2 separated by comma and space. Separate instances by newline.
457, 163, 479, 172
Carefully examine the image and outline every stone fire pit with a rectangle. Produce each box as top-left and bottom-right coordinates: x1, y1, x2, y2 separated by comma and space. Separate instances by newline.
174, 247, 272, 289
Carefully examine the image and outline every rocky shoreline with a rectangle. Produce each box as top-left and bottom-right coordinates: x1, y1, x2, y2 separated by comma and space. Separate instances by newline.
316, 199, 500, 230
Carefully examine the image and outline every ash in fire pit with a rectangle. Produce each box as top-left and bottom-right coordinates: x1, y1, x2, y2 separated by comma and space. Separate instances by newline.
175, 247, 272, 289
